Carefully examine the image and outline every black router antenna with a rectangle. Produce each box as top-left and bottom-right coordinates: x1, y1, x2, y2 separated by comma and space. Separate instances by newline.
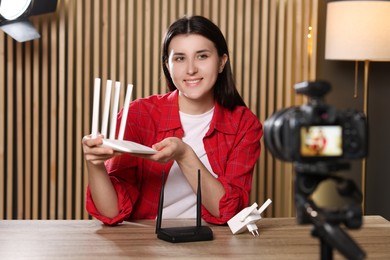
196, 169, 201, 227
155, 169, 213, 243
155, 171, 165, 234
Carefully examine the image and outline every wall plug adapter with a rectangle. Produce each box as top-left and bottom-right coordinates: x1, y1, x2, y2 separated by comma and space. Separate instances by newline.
227, 198, 272, 236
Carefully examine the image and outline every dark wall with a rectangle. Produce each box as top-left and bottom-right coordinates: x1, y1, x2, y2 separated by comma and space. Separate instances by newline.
316, 0, 390, 220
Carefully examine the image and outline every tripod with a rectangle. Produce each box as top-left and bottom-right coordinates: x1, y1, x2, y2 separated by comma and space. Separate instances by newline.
294, 162, 366, 260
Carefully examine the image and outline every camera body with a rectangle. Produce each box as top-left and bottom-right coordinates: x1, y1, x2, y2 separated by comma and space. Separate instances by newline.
264, 81, 367, 163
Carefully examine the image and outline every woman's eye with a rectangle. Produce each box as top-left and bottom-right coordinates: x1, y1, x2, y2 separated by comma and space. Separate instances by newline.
174, 56, 185, 62
198, 54, 208, 59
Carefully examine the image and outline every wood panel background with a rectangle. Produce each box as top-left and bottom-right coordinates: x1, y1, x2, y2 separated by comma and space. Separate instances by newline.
0, 0, 318, 220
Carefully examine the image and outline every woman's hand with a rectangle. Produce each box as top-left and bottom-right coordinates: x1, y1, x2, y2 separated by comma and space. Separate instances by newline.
135, 137, 191, 164
82, 134, 122, 166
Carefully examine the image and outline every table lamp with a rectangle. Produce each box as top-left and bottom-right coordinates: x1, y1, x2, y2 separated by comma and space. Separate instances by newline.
325, 1, 390, 109
325, 0, 390, 210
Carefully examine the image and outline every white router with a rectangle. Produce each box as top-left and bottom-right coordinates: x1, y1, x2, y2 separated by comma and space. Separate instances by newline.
91, 78, 156, 154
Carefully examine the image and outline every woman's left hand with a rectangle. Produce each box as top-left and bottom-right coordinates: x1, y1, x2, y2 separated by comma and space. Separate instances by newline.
134, 137, 191, 163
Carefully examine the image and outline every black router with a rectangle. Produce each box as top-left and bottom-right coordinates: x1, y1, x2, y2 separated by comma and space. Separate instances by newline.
155, 170, 213, 243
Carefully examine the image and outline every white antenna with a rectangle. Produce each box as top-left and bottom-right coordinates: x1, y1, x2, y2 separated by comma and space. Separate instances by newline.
109, 81, 121, 139
118, 84, 133, 140
257, 198, 272, 215
90, 78, 156, 154
101, 80, 112, 137
91, 78, 101, 138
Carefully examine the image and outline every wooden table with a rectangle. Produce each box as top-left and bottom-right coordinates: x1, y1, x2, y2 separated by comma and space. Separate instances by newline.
0, 216, 389, 259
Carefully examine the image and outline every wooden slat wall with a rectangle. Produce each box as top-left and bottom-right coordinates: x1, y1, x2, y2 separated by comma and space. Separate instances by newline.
0, 0, 318, 220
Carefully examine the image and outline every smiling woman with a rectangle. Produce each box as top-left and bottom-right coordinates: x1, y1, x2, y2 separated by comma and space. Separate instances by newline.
82, 15, 263, 226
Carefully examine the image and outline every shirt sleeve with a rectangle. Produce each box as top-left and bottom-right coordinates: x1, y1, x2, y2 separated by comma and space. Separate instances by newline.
85, 154, 141, 226
202, 110, 263, 224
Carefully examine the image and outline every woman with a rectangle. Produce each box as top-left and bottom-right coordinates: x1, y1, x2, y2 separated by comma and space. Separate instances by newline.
82, 15, 262, 225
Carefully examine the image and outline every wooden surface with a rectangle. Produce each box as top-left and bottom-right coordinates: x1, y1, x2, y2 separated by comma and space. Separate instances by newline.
0, 216, 389, 259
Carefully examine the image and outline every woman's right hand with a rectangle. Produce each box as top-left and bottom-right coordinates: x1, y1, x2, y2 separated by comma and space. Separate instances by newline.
82, 134, 121, 219
82, 134, 121, 166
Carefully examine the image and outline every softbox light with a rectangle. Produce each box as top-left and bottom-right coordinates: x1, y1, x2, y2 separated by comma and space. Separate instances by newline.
0, 0, 58, 42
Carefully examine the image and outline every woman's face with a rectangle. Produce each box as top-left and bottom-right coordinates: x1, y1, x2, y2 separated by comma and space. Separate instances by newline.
166, 34, 227, 113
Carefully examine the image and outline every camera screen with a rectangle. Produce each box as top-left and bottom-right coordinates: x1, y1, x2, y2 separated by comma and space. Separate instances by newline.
300, 125, 342, 157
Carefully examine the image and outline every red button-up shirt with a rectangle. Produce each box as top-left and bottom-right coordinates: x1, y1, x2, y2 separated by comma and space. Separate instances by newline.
86, 90, 262, 225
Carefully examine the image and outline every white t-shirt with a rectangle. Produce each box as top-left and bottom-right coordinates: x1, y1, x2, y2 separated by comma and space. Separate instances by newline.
162, 107, 217, 218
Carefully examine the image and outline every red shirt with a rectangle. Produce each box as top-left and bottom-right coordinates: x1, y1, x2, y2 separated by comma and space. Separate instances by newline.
86, 90, 262, 225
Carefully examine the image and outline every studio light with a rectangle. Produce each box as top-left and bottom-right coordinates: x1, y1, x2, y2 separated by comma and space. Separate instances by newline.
0, 0, 58, 42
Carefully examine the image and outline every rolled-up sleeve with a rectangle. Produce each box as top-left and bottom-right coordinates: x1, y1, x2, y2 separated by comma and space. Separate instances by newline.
85, 155, 140, 226
202, 108, 262, 224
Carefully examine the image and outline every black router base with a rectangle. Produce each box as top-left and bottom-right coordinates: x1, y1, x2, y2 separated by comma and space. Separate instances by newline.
157, 226, 213, 243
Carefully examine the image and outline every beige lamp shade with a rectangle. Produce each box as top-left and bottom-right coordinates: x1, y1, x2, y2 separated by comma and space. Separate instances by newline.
325, 1, 390, 61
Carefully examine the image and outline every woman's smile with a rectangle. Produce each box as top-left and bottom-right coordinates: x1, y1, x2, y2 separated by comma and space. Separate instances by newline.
184, 78, 203, 86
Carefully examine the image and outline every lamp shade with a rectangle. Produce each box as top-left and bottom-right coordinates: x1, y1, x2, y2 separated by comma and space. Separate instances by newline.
325, 1, 390, 61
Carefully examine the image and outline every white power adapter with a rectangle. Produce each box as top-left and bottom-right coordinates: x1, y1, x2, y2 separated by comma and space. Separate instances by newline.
227, 198, 272, 236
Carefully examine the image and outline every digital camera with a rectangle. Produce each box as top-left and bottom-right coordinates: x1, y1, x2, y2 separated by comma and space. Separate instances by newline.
264, 81, 367, 163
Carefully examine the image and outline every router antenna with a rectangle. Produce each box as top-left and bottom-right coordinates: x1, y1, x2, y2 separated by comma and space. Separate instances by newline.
156, 171, 165, 234
91, 78, 101, 138
257, 198, 272, 215
196, 169, 201, 227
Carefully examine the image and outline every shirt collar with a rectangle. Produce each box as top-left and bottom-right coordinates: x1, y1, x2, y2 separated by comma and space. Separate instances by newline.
159, 90, 237, 135
158, 90, 182, 132
209, 101, 237, 135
